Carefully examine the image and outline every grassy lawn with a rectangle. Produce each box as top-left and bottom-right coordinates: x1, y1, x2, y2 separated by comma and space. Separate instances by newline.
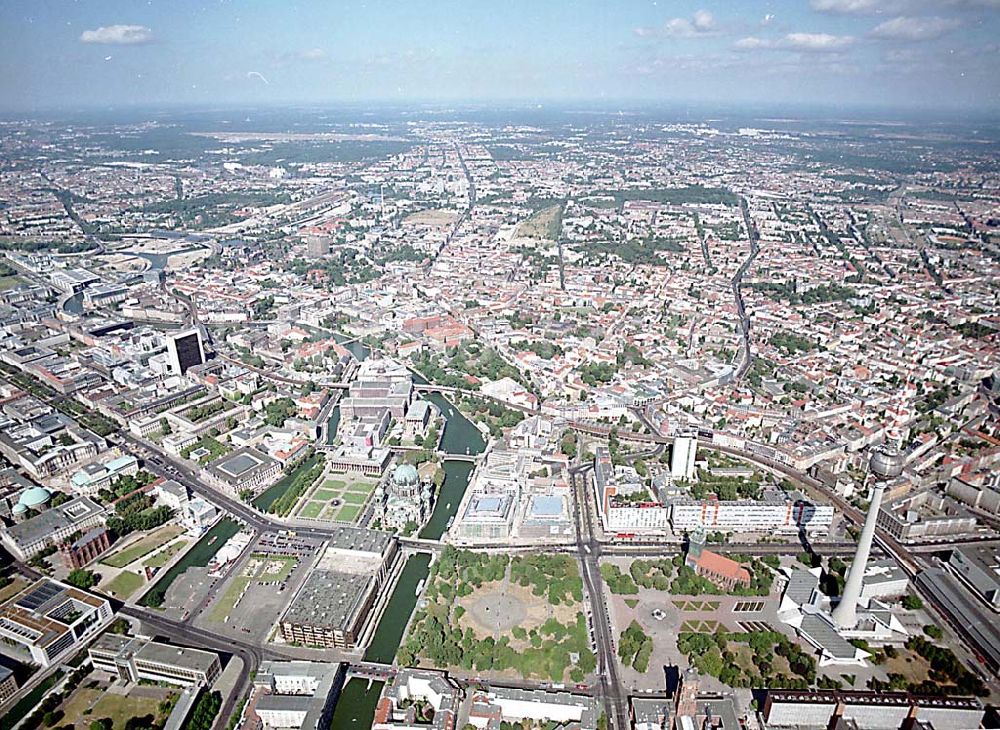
210, 576, 250, 622
345, 480, 375, 494
335, 504, 362, 522
143, 540, 188, 569
0, 576, 27, 603
0, 276, 23, 292
184, 435, 231, 465
884, 649, 931, 684
105, 571, 144, 599
102, 525, 184, 568
673, 599, 721, 611
322, 479, 347, 490
342, 491, 368, 505
312, 488, 338, 500
299, 502, 324, 519
258, 556, 296, 582
516, 204, 563, 240
90, 690, 174, 728
680, 619, 723, 632
59, 686, 103, 727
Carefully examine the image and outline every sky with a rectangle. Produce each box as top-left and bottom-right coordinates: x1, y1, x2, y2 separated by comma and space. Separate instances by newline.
1, 0, 999, 114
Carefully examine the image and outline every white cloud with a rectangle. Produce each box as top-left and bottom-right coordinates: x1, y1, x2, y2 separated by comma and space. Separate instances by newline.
298, 47, 327, 61
812, 0, 999, 13
810, 0, 909, 14
870, 16, 962, 40
79, 24, 153, 45
692, 10, 716, 31
735, 32, 856, 52
633, 9, 718, 39
785, 32, 856, 50
734, 36, 772, 50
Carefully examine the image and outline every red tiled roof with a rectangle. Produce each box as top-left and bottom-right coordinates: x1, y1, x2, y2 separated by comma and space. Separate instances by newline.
695, 550, 752, 583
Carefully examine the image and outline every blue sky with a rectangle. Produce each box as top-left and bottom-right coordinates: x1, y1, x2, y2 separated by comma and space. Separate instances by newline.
1, 0, 998, 113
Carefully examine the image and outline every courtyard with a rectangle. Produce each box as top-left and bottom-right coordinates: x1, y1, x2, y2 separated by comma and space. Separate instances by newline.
294, 473, 377, 523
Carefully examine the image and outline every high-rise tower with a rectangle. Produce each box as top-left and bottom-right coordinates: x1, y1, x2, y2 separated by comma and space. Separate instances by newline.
671, 433, 698, 481
831, 446, 905, 629
166, 327, 206, 376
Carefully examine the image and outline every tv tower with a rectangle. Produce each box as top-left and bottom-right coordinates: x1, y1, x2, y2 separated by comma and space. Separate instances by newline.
831, 445, 905, 629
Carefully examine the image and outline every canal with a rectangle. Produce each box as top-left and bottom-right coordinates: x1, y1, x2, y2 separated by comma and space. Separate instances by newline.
326, 404, 341, 445
364, 552, 432, 664
329, 677, 384, 728
139, 517, 240, 607
251, 451, 324, 512
420, 460, 476, 541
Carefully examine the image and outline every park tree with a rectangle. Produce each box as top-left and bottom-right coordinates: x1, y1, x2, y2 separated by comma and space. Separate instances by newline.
66, 569, 97, 590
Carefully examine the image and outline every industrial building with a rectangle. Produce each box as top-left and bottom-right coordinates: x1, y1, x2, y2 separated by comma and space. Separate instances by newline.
373, 668, 462, 730
669, 492, 834, 534
468, 686, 599, 729
205, 447, 281, 497
916, 567, 1000, 674
58, 526, 111, 569
0, 397, 102, 480
670, 433, 698, 481
0, 666, 18, 704
70, 453, 139, 495
1, 495, 105, 560
876, 489, 978, 543
946, 546, 1000, 612
278, 528, 397, 649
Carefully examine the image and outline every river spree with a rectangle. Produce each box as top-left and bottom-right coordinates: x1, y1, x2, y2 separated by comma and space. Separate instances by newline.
332, 330, 370, 362
420, 392, 486, 541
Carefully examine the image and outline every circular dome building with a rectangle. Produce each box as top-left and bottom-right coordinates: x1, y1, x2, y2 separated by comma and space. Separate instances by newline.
12, 486, 51, 522
390, 463, 422, 500
392, 463, 420, 487
18, 486, 51, 510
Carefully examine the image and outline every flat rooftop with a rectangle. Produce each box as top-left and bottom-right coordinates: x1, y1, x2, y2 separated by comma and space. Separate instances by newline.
282, 570, 374, 633
217, 452, 263, 477
529, 495, 565, 517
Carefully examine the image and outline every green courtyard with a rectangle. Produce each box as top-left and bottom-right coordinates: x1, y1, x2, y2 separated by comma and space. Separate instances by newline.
294, 473, 377, 523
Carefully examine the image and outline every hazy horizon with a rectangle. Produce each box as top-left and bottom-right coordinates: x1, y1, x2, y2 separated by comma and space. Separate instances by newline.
2, 0, 999, 115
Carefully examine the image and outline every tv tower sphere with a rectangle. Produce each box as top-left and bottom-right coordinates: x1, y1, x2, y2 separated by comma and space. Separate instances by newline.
869, 446, 905, 481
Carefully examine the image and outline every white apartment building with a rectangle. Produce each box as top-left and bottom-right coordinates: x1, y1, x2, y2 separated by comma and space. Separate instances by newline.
670, 495, 834, 533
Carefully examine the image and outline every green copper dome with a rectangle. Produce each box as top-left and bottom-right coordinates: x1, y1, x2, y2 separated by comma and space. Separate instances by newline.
18, 486, 51, 508
392, 463, 420, 487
